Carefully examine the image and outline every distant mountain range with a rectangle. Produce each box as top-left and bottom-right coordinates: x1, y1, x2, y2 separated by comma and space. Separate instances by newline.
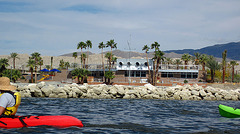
164, 41, 240, 60
61, 41, 240, 61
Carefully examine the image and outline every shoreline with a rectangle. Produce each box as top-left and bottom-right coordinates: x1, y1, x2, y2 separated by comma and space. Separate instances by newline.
13, 82, 240, 101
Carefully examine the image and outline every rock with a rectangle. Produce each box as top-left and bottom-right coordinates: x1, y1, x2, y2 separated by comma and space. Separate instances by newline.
199, 90, 207, 97
109, 86, 117, 96
92, 87, 102, 95
41, 86, 52, 97
144, 83, 156, 91
37, 82, 46, 89
78, 85, 87, 93
49, 93, 58, 98
191, 90, 199, 96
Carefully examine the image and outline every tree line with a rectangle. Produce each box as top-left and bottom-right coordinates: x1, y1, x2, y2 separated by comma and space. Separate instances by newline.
0, 40, 239, 84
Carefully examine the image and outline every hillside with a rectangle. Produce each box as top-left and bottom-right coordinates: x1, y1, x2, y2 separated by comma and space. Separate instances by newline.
164, 41, 240, 60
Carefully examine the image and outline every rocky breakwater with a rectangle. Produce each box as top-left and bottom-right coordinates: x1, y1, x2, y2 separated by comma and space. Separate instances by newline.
14, 82, 240, 101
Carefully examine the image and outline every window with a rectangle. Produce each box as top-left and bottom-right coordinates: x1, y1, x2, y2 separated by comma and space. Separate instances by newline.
125, 71, 147, 77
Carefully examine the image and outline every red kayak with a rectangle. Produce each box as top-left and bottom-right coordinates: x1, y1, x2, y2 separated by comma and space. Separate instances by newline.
0, 115, 83, 129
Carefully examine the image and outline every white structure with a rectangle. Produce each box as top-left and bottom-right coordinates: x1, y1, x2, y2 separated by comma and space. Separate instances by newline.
117, 59, 153, 71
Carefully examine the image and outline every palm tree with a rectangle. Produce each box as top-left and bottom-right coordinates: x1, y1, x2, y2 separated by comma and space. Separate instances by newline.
151, 42, 160, 51
230, 60, 239, 82
105, 71, 115, 85
153, 50, 165, 85
193, 52, 201, 65
112, 56, 117, 68
31, 52, 41, 83
45, 65, 51, 70
222, 50, 227, 83
207, 56, 220, 83
77, 41, 87, 68
151, 41, 160, 85
81, 53, 87, 68
106, 39, 117, 70
174, 59, 182, 70
98, 42, 106, 80
86, 40, 92, 69
9, 52, 20, 69
2, 69, 21, 83
27, 58, 35, 83
199, 54, 208, 71
59, 59, 65, 69
71, 68, 90, 84
0, 58, 9, 77
39, 58, 43, 71
142, 45, 151, 83
181, 53, 191, 69
105, 52, 112, 71
72, 52, 78, 68
65, 62, 70, 70
166, 57, 172, 69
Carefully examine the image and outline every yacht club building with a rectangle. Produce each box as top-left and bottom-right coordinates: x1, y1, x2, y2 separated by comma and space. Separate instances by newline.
87, 58, 205, 84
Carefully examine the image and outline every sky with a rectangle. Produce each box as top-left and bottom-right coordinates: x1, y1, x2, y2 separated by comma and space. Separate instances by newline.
0, 0, 240, 56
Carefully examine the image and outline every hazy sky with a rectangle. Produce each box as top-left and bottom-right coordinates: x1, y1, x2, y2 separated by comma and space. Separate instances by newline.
0, 0, 240, 56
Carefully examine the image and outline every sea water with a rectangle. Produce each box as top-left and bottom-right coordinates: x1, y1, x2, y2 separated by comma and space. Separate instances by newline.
1, 98, 240, 134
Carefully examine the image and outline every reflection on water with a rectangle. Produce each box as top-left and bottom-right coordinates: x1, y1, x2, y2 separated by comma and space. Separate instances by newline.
1, 98, 240, 134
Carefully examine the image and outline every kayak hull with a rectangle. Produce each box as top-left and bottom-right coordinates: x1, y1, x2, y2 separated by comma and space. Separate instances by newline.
0, 115, 83, 129
219, 104, 240, 118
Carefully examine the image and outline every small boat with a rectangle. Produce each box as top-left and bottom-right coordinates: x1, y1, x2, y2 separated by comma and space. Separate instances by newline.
0, 115, 83, 129
219, 104, 240, 118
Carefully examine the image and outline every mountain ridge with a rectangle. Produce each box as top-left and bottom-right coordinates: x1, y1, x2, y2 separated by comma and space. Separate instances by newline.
164, 41, 240, 60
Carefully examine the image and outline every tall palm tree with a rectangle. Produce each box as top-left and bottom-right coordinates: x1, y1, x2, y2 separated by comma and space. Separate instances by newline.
142, 45, 151, 83
72, 52, 78, 68
80, 53, 87, 68
222, 50, 227, 83
153, 50, 165, 85
174, 59, 182, 70
0, 58, 9, 77
86, 40, 92, 69
10, 52, 20, 69
181, 53, 191, 69
199, 54, 208, 71
193, 52, 201, 65
77, 41, 87, 68
207, 56, 220, 83
230, 60, 239, 82
98, 42, 106, 79
106, 39, 117, 70
31, 52, 41, 83
105, 52, 112, 71
151, 42, 160, 51
27, 58, 35, 83
151, 42, 160, 85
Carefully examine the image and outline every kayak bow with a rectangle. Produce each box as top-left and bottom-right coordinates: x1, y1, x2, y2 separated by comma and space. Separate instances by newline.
219, 104, 240, 118
0, 115, 83, 129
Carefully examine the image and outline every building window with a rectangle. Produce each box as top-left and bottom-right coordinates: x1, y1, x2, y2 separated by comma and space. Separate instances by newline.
193, 73, 198, 78
125, 71, 147, 77
141, 71, 146, 77
181, 72, 186, 78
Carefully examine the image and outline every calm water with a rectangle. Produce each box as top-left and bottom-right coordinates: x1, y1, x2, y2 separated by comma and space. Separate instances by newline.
1, 98, 240, 134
